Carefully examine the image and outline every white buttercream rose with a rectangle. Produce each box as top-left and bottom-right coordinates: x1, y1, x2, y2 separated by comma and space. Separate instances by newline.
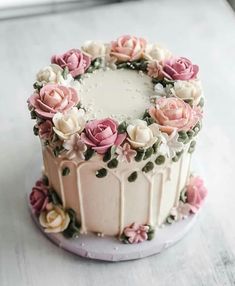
39, 204, 70, 233
52, 107, 86, 140
172, 80, 202, 105
144, 44, 172, 61
36, 64, 79, 88
81, 41, 107, 60
127, 120, 160, 149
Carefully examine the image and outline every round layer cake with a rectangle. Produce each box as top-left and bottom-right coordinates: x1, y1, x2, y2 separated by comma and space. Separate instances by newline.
27, 35, 207, 244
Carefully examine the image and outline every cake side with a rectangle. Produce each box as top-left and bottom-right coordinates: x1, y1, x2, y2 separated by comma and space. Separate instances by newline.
28, 35, 207, 244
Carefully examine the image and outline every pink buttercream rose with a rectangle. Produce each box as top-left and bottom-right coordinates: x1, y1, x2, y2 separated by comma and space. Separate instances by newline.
30, 180, 49, 214
186, 176, 208, 213
149, 97, 202, 134
161, 57, 199, 80
51, 49, 91, 77
123, 223, 149, 244
110, 35, 147, 62
81, 118, 126, 154
38, 120, 53, 140
147, 60, 163, 79
28, 84, 79, 119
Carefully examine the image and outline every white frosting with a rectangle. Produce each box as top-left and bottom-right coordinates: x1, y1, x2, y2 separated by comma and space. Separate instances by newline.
78, 69, 154, 122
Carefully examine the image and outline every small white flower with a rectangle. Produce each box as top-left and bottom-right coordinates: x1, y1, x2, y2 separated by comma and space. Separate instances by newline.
127, 120, 161, 149
144, 44, 172, 61
159, 131, 184, 159
52, 108, 86, 140
63, 133, 87, 160
171, 80, 203, 105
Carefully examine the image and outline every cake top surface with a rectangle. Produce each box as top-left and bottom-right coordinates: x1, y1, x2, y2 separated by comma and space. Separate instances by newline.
27, 35, 204, 162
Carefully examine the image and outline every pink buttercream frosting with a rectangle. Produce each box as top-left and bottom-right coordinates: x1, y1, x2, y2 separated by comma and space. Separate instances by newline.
30, 180, 49, 214
38, 120, 53, 140
110, 35, 147, 62
161, 57, 199, 80
149, 97, 202, 134
81, 118, 126, 154
51, 49, 91, 77
123, 223, 149, 244
28, 84, 79, 119
186, 176, 208, 213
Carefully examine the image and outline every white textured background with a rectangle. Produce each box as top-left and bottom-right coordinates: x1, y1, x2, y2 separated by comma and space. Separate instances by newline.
1, 0, 235, 285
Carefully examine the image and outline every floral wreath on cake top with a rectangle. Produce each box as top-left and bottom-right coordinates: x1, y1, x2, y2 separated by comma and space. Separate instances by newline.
27, 35, 207, 242
28, 35, 203, 171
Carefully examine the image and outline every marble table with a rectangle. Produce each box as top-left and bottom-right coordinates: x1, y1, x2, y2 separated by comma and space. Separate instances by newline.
1, 0, 235, 285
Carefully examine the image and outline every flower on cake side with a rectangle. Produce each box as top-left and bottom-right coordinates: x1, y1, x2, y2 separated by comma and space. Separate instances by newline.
120, 222, 155, 244
29, 177, 81, 238
166, 175, 208, 224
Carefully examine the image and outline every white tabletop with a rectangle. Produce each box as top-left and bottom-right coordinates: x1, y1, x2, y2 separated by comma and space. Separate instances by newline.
1, 0, 235, 285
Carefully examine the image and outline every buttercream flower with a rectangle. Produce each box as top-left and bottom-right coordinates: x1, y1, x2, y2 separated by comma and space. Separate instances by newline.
52, 107, 85, 140
63, 133, 87, 160
116, 143, 137, 163
144, 44, 172, 61
39, 204, 70, 233
36, 64, 63, 84
81, 118, 126, 154
28, 84, 79, 119
51, 49, 91, 77
147, 61, 163, 79
172, 80, 203, 106
186, 176, 208, 213
123, 223, 149, 244
162, 57, 199, 80
149, 97, 202, 134
160, 131, 184, 159
38, 120, 53, 140
126, 120, 160, 149
110, 35, 147, 62
170, 201, 192, 221
81, 41, 107, 60
30, 180, 49, 214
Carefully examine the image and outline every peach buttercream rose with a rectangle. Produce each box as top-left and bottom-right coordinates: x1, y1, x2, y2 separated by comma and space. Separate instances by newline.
39, 204, 70, 233
149, 97, 202, 134
52, 107, 85, 140
110, 35, 147, 62
51, 49, 91, 77
28, 84, 79, 119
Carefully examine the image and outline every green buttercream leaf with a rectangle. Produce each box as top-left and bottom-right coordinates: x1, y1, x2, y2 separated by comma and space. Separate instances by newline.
103, 148, 112, 162
48, 189, 62, 205
134, 148, 145, 162
147, 225, 155, 240
142, 161, 154, 173
155, 155, 165, 165
107, 158, 118, 169
30, 110, 37, 120
63, 208, 81, 239
143, 147, 154, 160
33, 125, 39, 136
62, 167, 70, 176
62, 67, 69, 79
117, 121, 127, 133
84, 148, 95, 161
96, 168, 107, 178
128, 171, 138, 182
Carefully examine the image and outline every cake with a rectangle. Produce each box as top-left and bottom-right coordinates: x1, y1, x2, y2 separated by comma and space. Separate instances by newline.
27, 35, 207, 246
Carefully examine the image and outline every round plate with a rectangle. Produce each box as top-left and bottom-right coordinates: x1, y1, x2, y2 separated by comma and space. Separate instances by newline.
28, 200, 197, 262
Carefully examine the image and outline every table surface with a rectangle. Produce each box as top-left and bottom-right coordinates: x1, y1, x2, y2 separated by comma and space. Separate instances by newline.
1, 0, 235, 285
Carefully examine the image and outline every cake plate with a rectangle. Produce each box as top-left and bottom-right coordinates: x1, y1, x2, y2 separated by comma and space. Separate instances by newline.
26, 156, 198, 262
